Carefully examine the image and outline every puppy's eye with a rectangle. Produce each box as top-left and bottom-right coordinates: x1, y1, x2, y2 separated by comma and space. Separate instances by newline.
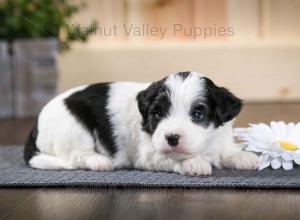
152, 111, 163, 120
191, 109, 204, 122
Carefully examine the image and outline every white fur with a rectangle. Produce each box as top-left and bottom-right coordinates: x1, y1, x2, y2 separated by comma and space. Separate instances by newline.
29, 72, 259, 175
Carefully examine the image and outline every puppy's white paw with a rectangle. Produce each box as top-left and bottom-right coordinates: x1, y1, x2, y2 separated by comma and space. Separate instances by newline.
85, 154, 112, 171
179, 158, 212, 176
222, 151, 259, 170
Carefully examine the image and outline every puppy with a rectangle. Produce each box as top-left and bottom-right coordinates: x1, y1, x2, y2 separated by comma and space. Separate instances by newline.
24, 71, 258, 175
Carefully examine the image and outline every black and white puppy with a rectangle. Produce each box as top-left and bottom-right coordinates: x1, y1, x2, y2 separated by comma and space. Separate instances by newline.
24, 71, 258, 175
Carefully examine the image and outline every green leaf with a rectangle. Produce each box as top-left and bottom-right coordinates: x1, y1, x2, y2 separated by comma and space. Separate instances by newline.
0, 0, 95, 50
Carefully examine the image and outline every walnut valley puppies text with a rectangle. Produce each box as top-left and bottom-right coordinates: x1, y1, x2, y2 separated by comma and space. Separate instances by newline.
67, 24, 235, 39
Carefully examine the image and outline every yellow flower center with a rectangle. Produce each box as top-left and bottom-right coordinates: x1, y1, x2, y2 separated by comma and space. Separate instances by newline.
278, 141, 298, 151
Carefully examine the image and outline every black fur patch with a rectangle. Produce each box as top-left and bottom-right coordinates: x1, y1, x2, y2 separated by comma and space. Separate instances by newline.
202, 77, 243, 127
177, 71, 191, 80
137, 79, 171, 135
64, 83, 117, 155
24, 121, 39, 165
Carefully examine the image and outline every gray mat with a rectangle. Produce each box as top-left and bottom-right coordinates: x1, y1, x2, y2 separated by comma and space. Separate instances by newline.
0, 146, 300, 188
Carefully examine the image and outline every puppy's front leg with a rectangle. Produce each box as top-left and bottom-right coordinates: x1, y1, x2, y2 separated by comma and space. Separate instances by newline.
136, 149, 212, 176
136, 152, 180, 173
139, 153, 212, 176
177, 156, 212, 176
221, 143, 259, 170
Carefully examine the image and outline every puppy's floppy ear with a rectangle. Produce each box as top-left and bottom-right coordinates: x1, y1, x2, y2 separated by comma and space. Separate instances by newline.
136, 82, 159, 120
203, 77, 243, 126
136, 90, 148, 120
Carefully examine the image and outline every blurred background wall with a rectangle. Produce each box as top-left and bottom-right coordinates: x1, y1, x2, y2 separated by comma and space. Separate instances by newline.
1, 0, 300, 118
59, 0, 300, 102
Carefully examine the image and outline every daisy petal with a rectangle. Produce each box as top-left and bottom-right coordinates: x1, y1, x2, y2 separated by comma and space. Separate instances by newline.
282, 152, 293, 161
271, 158, 281, 169
245, 146, 263, 153
258, 155, 272, 170
293, 157, 300, 165
271, 122, 283, 139
282, 160, 293, 170
269, 151, 281, 158
294, 150, 300, 157
286, 123, 296, 141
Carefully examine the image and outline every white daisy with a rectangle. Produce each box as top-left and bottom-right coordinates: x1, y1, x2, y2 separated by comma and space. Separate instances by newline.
234, 121, 300, 170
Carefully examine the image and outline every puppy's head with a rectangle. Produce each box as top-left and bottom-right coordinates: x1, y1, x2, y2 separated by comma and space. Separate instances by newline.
136, 72, 242, 160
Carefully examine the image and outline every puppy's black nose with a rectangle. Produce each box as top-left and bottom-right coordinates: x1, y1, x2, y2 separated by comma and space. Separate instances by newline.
166, 134, 180, 147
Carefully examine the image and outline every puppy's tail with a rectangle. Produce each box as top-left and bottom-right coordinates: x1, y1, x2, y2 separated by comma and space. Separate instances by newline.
24, 121, 39, 165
